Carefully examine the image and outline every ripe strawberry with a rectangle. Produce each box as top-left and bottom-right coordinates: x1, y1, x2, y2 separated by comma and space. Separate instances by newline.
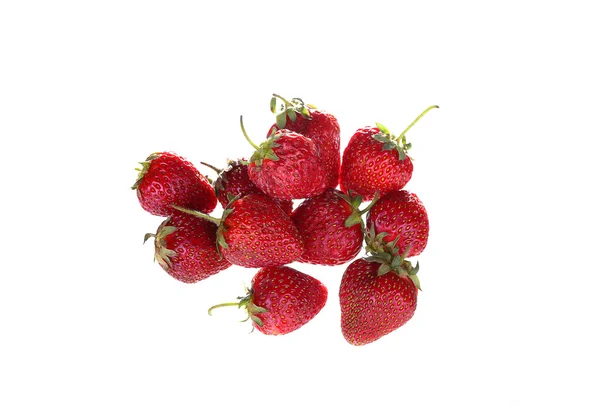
290, 189, 377, 266
340, 105, 438, 201
240, 116, 327, 200
209, 265, 328, 335
269, 94, 341, 189
339, 256, 419, 346
200, 159, 293, 215
132, 151, 217, 216
175, 193, 303, 268
366, 189, 429, 258
144, 212, 231, 283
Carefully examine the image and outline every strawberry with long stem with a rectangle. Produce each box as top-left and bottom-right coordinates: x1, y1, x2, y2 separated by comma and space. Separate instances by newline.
173, 193, 303, 268
208, 265, 328, 335
340, 105, 439, 201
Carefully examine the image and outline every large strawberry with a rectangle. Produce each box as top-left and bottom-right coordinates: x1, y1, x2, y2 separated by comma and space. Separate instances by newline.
175, 193, 303, 268
340, 105, 438, 201
144, 212, 231, 283
366, 189, 429, 258
132, 151, 217, 216
290, 188, 377, 266
240, 116, 327, 200
339, 254, 419, 346
209, 265, 328, 335
200, 159, 293, 215
269, 94, 341, 189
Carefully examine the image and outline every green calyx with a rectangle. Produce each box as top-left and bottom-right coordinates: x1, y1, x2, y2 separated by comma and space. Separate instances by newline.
336, 190, 380, 229
373, 105, 439, 161
271, 93, 312, 129
144, 217, 177, 271
131, 152, 161, 190
240, 115, 280, 167
364, 224, 421, 290
208, 288, 267, 328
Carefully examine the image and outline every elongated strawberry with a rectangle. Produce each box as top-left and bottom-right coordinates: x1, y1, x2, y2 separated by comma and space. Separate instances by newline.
340, 105, 438, 201
366, 189, 429, 258
339, 255, 419, 346
209, 265, 328, 335
269, 94, 341, 188
200, 159, 293, 215
175, 193, 303, 268
241, 116, 326, 200
144, 212, 231, 283
132, 151, 217, 216
290, 189, 377, 266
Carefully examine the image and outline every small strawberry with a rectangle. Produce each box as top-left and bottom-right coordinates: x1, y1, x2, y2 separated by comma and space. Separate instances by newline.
132, 151, 217, 216
209, 265, 328, 335
366, 189, 429, 258
340, 105, 438, 201
339, 253, 420, 346
269, 94, 341, 189
240, 116, 327, 200
174, 193, 303, 268
290, 189, 378, 266
144, 212, 231, 283
200, 159, 293, 215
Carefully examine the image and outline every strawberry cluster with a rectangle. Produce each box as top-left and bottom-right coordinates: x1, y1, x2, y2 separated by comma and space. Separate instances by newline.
132, 94, 438, 346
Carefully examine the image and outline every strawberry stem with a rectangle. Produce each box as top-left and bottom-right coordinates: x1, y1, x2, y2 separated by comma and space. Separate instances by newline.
357, 192, 380, 216
396, 105, 439, 141
172, 205, 220, 225
240, 116, 260, 150
208, 302, 241, 315
200, 161, 222, 175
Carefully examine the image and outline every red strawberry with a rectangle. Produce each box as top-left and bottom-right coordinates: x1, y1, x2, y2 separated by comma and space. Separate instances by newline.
209, 265, 328, 335
200, 159, 293, 215
132, 151, 217, 216
144, 212, 231, 283
339, 256, 419, 346
269, 94, 341, 189
290, 189, 377, 266
366, 189, 429, 258
175, 193, 303, 268
340, 105, 438, 201
240, 116, 327, 200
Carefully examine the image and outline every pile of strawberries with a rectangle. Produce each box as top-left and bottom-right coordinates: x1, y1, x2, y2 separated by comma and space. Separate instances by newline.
132, 94, 437, 346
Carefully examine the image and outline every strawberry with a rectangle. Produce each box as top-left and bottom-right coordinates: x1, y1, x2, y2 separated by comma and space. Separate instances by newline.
269, 94, 341, 188
209, 265, 328, 335
290, 189, 378, 266
240, 116, 327, 200
144, 212, 231, 283
132, 151, 217, 216
200, 159, 293, 215
339, 255, 419, 346
174, 193, 303, 268
366, 189, 429, 258
340, 105, 438, 201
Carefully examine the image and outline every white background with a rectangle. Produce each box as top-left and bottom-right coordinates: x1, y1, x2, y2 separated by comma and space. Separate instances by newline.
1, 1, 599, 405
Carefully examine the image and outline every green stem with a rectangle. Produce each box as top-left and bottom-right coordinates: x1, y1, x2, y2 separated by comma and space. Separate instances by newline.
396, 105, 439, 141
172, 205, 220, 225
358, 191, 380, 216
272, 93, 292, 108
208, 302, 241, 316
240, 116, 260, 150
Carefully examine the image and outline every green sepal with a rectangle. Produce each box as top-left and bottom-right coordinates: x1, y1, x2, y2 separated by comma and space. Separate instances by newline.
270, 96, 278, 114
250, 315, 264, 327
271, 93, 311, 129
409, 273, 422, 291
131, 153, 160, 190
